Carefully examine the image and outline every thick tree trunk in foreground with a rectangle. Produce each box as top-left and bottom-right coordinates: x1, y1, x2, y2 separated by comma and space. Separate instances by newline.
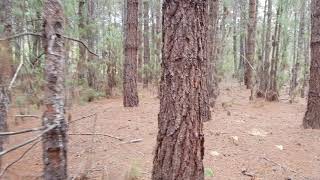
123, 0, 139, 107
244, 0, 257, 90
303, 0, 320, 129
152, 1, 210, 179
143, 0, 150, 88
42, 0, 68, 179
0, 0, 12, 168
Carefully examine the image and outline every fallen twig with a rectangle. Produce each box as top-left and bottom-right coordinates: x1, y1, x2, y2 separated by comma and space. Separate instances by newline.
0, 140, 40, 178
241, 169, 255, 179
0, 124, 57, 157
262, 157, 310, 180
68, 133, 123, 141
14, 115, 40, 119
68, 113, 97, 124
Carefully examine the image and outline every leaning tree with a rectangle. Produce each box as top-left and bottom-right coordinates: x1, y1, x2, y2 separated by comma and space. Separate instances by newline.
152, 0, 211, 179
303, 0, 320, 129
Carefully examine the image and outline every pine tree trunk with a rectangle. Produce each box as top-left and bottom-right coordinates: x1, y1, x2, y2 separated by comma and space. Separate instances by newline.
239, 0, 247, 83
266, 4, 282, 101
123, 0, 139, 107
152, 1, 210, 179
137, 0, 143, 83
143, 0, 150, 88
207, 0, 219, 108
0, 0, 12, 168
257, 0, 272, 97
87, 0, 97, 89
42, 0, 67, 179
303, 0, 320, 129
290, 1, 306, 103
77, 0, 87, 83
233, 2, 238, 77
245, 0, 257, 90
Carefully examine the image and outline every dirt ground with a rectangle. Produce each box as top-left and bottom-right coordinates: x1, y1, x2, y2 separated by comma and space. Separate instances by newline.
2, 81, 320, 180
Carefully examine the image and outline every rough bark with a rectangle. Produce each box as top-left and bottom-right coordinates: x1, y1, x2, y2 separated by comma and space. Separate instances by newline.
42, 0, 68, 179
303, 0, 320, 129
143, 0, 151, 88
123, 0, 139, 107
207, 0, 220, 108
137, 0, 143, 83
245, 0, 257, 90
0, 0, 12, 168
152, 1, 210, 179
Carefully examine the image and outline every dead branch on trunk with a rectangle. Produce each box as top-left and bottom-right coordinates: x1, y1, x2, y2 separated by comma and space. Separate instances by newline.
0, 140, 40, 178
0, 32, 42, 41
0, 124, 57, 157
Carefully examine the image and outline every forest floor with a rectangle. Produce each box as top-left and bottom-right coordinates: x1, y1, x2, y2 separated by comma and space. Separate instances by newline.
2, 80, 320, 180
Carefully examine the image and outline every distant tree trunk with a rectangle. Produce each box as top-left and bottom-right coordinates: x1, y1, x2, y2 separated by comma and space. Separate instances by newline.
238, 0, 247, 83
137, 0, 143, 83
42, 0, 67, 179
266, 3, 282, 101
207, 0, 219, 108
217, 6, 228, 67
143, 0, 150, 88
0, 0, 12, 168
87, 0, 97, 89
152, 1, 210, 179
245, 0, 257, 91
257, 0, 272, 97
256, 0, 268, 97
77, 0, 87, 83
301, 2, 311, 98
123, 0, 139, 107
233, 2, 238, 77
290, 1, 306, 103
303, 0, 320, 129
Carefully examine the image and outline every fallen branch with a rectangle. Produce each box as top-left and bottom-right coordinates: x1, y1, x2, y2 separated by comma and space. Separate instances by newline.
68, 113, 97, 124
8, 57, 24, 90
119, 138, 143, 144
14, 115, 40, 119
0, 140, 40, 178
0, 126, 45, 136
68, 133, 123, 141
0, 124, 57, 157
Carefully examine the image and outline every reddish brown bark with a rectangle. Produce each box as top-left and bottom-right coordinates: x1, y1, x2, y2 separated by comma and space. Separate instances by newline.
42, 0, 67, 179
303, 0, 320, 129
152, 1, 210, 179
123, 0, 139, 107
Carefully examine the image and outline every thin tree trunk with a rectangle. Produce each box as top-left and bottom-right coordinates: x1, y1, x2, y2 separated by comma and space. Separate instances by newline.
303, 0, 320, 129
233, 2, 238, 77
290, 1, 306, 103
137, 0, 143, 83
87, 0, 97, 89
208, 0, 220, 108
239, 0, 247, 83
245, 0, 257, 91
42, 0, 67, 179
143, 0, 150, 88
77, 0, 87, 83
152, 1, 210, 179
123, 0, 139, 107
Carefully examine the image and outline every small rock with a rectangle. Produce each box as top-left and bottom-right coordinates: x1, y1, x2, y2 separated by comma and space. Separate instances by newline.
209, 151, 220, 157
276, 145, 284, 150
